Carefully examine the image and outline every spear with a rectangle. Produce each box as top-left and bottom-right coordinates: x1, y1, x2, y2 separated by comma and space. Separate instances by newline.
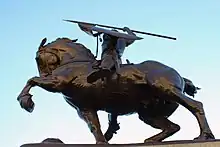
63, 19, 177, 40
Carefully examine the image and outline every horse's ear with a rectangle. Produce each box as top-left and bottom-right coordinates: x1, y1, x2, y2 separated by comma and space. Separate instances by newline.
72, 39, 78, 42
39, 38, 47, 48
196, 87, 201, 90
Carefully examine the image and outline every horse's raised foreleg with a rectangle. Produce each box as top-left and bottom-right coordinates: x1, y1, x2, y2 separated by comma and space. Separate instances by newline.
17, 75, 72, 112
77, 109, 108, 144
104, 113, 120, 141
27, 76, 70, 92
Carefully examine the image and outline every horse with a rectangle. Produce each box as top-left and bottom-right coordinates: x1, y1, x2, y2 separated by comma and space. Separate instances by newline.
17, 37, 215, 144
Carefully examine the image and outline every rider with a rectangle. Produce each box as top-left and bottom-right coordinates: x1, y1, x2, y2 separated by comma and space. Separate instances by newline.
87, 27, 136, 83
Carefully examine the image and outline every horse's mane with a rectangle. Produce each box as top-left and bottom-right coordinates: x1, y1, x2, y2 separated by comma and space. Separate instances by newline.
44, 37, 75, 47
44, 37, 96, 60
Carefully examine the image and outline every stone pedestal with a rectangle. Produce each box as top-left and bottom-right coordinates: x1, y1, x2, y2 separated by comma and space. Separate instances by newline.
20, 139, 220, 147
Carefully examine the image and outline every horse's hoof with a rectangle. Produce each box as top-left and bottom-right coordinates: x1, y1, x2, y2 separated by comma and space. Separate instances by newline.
96, 141, 108, 144
144, 139, 160, 144
194, 132, 215, 140
18, 93, 35, 113
104, 132, 113, 141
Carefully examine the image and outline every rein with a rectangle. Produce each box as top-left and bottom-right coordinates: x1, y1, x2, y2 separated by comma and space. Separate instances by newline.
94, 32, 103, 59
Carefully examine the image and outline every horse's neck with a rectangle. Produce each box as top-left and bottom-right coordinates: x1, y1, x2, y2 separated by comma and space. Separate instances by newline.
60, 53, 96, 66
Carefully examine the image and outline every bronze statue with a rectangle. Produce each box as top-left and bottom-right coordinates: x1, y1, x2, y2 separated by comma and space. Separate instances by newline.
17, 37, 215, 144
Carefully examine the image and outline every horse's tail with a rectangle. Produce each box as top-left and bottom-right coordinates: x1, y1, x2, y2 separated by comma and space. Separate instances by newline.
183, 77, 201, 98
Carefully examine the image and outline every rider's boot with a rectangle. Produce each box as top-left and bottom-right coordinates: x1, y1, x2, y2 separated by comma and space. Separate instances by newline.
87, 68, 112, 83
87, 56, 114, 83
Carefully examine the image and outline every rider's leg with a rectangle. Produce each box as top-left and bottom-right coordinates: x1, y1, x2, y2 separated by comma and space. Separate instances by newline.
87, 51, 115, 83
100, 51, 115, 71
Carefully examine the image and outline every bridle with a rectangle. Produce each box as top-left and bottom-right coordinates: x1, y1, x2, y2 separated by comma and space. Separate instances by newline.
35, 48, 62, 76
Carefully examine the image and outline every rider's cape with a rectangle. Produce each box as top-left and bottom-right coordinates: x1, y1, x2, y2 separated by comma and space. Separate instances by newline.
78, 23, 143, 40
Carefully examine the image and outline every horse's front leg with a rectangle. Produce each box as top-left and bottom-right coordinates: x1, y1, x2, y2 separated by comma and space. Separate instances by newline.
77, 109, 108, 144
27, 76, 68, 92
17, 75, 69, 112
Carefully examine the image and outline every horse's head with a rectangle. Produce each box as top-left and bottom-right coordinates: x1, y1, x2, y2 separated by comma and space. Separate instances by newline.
35, 37, 96, 76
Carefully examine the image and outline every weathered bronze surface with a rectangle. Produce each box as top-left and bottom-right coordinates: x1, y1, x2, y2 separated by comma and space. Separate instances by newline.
17, 37, 215, 144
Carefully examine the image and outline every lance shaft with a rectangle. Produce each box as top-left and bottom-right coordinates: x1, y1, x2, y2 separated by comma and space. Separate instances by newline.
63, 19, 177, 40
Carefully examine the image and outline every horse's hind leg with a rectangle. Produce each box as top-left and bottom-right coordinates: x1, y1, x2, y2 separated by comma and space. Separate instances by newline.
168, 88, 215, 140
104, 113, 120, 141
138, 112, 180, 143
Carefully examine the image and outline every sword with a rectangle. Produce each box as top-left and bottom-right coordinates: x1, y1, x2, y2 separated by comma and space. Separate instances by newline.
63, 19, 177, 40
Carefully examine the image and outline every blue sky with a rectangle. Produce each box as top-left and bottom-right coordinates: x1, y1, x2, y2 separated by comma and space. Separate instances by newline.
1, 0, 220, 146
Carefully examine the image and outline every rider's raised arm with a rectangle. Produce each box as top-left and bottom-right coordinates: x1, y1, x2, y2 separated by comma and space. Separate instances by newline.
123, 27, 136, 46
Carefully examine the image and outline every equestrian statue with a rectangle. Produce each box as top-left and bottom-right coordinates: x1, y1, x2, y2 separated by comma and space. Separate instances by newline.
17, 20, 214, 144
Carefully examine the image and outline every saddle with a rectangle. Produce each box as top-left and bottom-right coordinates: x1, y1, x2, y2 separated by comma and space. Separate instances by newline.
92, 59, 134, 69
